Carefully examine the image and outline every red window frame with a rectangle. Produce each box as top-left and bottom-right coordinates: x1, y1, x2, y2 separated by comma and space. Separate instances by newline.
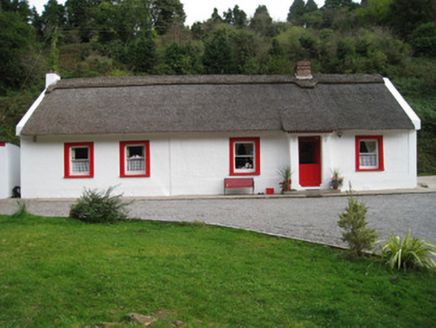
120, 141, 150, 178
355, 136, 384, 172
0, 142, 5, 147
229, 137, 261, 176
64, 142, 94, 178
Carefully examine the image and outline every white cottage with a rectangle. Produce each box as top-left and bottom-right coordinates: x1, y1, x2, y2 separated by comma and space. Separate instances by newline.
0, 142, 20, 199
16, 63, 420, 198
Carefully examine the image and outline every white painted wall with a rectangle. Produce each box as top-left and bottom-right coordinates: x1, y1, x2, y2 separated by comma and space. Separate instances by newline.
20, 132, 291, 198
290, 130, 417, 191
0, 143, 20, 199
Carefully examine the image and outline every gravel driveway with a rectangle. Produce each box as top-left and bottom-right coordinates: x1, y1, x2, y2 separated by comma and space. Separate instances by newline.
1, 193, 435, 248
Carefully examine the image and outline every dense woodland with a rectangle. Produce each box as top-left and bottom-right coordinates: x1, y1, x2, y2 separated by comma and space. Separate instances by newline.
1, 0, 435, 173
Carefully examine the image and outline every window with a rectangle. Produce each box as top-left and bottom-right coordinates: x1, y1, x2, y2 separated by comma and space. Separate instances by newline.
229, 137, 260, 176
120, 141, 150, 177
356, 136, 384, 171
64, 142, 94, 178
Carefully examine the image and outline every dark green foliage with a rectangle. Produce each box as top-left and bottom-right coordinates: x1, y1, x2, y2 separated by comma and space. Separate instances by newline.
338, 189, 379, 257
287, 0, 306, 25
69, 187, 131, 224
379, 229, 436, 271
389, 0, 436, 39
411, 23, 436, 57
0, 11, 37, 95
151, 0, 186, 35
202, 28, 237, 74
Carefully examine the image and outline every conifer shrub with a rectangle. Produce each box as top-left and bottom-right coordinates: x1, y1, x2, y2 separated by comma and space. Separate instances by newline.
337, 188, 378, 257
69, 187, 131, 224
379, 229, 436, 271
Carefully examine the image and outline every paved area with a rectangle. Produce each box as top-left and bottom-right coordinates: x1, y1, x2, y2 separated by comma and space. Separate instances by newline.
0, 177, 435, 248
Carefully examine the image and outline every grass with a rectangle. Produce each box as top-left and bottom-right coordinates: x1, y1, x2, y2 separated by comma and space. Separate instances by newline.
0, 214, 435, 327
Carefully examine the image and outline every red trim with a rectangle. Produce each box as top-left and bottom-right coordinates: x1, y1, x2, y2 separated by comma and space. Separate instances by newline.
64, 142, 94, 178
355, 136, 384, 172
0, 142, 5, 147
120, 141, 150, 178
229, 137, 261, 176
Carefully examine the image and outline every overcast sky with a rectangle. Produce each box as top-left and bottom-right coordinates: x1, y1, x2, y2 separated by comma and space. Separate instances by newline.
27, 0, 331, 26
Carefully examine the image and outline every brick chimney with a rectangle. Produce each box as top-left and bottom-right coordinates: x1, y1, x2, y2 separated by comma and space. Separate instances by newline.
294, 61, 312, 79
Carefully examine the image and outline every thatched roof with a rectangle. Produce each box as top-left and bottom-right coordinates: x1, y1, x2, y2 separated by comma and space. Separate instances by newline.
20, 74, 415, 136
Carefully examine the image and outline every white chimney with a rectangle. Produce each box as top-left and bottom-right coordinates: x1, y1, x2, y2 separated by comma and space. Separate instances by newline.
294, 61, 313, 79
45, 72, 61, 89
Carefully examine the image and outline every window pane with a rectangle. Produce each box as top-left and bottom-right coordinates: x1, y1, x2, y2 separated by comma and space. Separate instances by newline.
126, 145, 145, 173
235, 157, 254, 169
360, 141, 376, 154
128, 146, 144, 158
359, 140, 378, 167
72, 161, 89, 173
73, 147, 88, 160
236, 143, 254, 156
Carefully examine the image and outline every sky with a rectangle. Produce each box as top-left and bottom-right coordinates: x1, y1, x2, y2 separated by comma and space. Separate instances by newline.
27, 0, 330, 27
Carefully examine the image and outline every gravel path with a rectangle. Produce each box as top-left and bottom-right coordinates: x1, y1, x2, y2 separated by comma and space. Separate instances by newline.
1, 193, 435, 248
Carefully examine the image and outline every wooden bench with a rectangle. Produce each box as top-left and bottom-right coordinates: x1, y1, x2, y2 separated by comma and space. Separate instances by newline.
224, 178, 255, 195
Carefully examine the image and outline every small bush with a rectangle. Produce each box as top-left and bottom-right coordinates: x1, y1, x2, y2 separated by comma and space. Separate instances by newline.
338, 188, 378, 257
69, 186, 131, 224
379, 229, 436, 271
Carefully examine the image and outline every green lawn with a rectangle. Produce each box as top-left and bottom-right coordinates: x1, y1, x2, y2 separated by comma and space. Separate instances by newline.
0, 214, 435, 327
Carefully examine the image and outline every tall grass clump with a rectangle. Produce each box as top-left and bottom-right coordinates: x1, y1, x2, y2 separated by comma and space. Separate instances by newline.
379, 229, 436, 271
338, 186, 378, 257
69, 186, 131, 224
10, 201, 29, 218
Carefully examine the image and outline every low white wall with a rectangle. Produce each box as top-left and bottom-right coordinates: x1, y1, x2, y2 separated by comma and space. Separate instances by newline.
20, 132, 290, 198
0, 143, 20, 199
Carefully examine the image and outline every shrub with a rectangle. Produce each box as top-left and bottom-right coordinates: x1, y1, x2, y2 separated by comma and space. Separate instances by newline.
337, 188, 378, 257
379, 229, 436, 271
69, 186, 131, 224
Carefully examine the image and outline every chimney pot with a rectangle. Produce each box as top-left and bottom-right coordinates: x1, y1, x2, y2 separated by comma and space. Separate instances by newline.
45, 72, 61, 89
294, 61, 313, 79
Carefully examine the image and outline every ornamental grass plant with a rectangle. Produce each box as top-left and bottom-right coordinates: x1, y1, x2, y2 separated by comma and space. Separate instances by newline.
379, 229, 436, 271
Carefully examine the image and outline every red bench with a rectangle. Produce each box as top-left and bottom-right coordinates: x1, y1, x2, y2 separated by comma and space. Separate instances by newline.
224, 178, 255, 195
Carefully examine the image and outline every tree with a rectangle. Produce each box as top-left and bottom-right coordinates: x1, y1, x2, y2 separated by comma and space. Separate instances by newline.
324, 0, 354, 9
389, 0, 436, 39
305, 0, 318, 13
287, 0, 306, 25
211, 8, 222, 22
411, 23, 436, 57
42, 0, 66, 30
223, 5, 247, 28
250, 5, 275, 36
151, 0, 186, 35
202, 28, 237, 74
0, 11, 37, 94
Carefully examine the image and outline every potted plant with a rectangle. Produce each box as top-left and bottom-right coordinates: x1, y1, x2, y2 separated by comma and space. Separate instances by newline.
331, 169, 344, 190
278, 166, 292, 193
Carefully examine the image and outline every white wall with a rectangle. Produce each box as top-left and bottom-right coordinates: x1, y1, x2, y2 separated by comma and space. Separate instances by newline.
20, 132, 291, 198
20, 129, 417, 198
290, 130, 417, 191
0, 143, 20, 199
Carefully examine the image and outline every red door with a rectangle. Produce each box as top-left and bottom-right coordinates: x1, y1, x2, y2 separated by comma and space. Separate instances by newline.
299, 137, 321, 187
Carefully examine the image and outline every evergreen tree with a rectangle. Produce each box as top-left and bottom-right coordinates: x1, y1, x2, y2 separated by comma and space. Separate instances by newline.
287, 0, 306, 25
305, 0, 319, 13
211, 8, 222, 22
324, 0, 354, 9
250, 5, 274, 36
202, 28, 236, 74
151, 0, 186, 35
